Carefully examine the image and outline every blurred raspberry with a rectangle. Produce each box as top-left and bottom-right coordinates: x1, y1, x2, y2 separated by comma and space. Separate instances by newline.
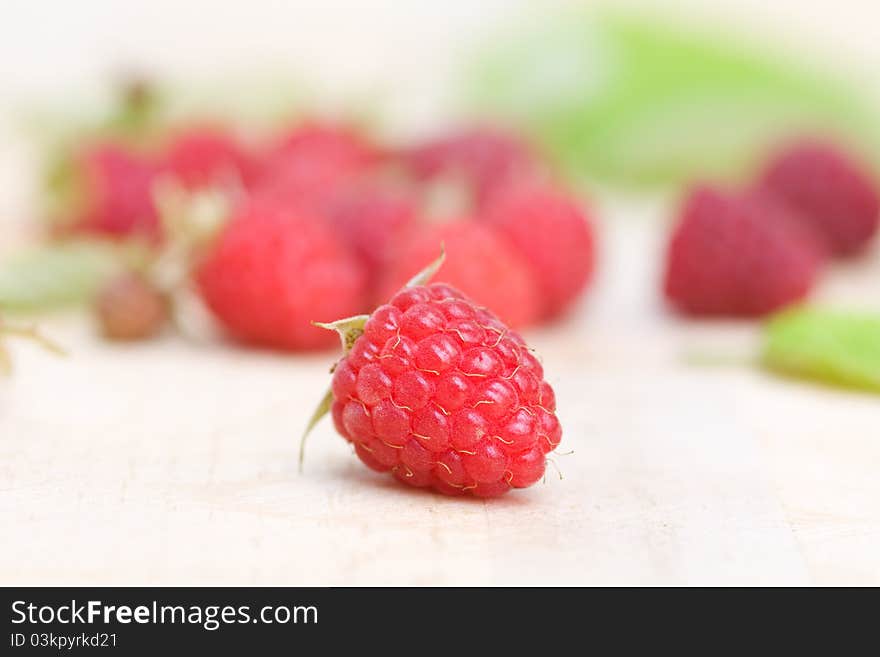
252, 121, 381, 211
664, 186, 825, 317
378, 221, 541, 328
322, 183, 418, 280
163, 126, 255, 190
482, 186, 596, 319
758, 140, 879, 257
271, 122, 380, 169
405, 126, 541, 207
71, 142, 160, 240
195, 199, 368, 350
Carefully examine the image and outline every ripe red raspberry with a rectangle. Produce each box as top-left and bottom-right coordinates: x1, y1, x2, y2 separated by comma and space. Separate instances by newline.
758, 140, 879, 257
163, 126, 255, 190
311, 269, 561, 497
377, 221, 541, 328
664, 186, 825, 317
322, 183, 418, 281
253, 121, 381, 211
482, 186, 596, 319
195, 199, 368, 350
406, 126, 541, 207
71, 142, 160, 240
271, 121, 380, 171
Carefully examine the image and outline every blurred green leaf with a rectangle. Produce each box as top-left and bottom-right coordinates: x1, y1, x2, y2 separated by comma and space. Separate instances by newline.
467, 11, 880, 187
762, 308, 880, 394
0, 242, 121, 313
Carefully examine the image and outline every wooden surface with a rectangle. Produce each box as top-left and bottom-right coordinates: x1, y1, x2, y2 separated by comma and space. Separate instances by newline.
2, 207, 878, 586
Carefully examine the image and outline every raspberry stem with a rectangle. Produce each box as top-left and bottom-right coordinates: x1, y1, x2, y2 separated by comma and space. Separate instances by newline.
0, 322, 67, 375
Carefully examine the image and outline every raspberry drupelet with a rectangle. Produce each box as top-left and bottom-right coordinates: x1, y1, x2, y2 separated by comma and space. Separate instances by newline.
306, 257, 562, 498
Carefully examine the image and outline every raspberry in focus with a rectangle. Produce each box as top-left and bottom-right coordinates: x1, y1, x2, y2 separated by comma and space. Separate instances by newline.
323, 281, 561, 497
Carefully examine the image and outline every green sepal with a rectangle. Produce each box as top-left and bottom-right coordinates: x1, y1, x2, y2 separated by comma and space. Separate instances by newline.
312, 315, 370, 354
298, 388, 333, 473
405, 246, 445, 289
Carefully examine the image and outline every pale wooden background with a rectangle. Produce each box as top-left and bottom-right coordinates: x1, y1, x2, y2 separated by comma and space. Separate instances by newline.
1, 0, 879, 586
2, 205, 878, 586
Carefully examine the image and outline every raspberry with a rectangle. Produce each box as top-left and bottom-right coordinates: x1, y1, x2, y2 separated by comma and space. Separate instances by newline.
482, 186, 596, 319
664, 186, 825, 317
758, 140, 880, 257
253, 122, 380, 211
377, 222, 541, 328
71, 142, 160, 240
163, 126, 254, 190
195, 199, 368, 350
321, 183, 418, 281
406, 126, 541, 207
94, 272, 169, 341
271, 122, 380, 171
309, 259, 561, 497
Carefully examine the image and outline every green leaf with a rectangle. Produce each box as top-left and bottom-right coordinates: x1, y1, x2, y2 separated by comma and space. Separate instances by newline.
0, 242, 122, 313
467, 11, 880, 187
762, 308, 880, 394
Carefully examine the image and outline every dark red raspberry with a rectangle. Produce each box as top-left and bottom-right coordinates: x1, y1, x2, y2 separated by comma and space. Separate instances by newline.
72, 142, 160, 240
163, 126, 255, 190
406, 126, 541, 207
758, 140, 879, 257
664, 186, 825, 317
321, 183, 418, 282
377, 221, 542, 328
314, 274, 561, 497
195, 199, 368, 350
482, 185, 596, 319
